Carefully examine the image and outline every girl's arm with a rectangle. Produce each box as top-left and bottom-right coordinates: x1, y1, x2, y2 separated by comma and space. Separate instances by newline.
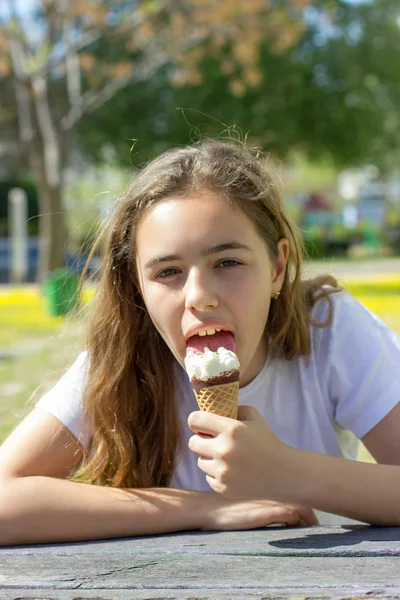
0, 409, 317, 545
0, 476, 318, 545
295, 401, 400, 524
188, 404, 400, 526
281, 447, 400, 525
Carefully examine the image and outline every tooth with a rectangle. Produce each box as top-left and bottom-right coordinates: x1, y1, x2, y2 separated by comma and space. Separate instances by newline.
206, 328, 216, 335
215, 328, 221, 332
198, 330, 207, 336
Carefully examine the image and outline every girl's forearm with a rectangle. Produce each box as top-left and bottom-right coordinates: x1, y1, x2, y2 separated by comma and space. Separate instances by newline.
0, 476, 211, 546
286, 449, 400, 525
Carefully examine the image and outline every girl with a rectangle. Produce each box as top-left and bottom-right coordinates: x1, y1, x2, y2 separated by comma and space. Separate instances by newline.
1, 140, 399, 546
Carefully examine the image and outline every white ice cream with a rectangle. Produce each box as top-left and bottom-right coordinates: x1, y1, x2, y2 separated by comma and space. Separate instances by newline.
185, 346, 240, 381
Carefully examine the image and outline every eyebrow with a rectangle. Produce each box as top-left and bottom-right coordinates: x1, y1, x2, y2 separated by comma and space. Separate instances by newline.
144, 242, 253, 269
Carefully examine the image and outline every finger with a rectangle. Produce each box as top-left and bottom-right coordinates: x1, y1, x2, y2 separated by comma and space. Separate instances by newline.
188, 410, 234, 436
198, 458, 222, 493
197, 455, 215, 476
268, 505, 302, 527
188, 434, 215, 459
205, 474, 218, 492
294, 506, 317, 526
298, 508, 319, 526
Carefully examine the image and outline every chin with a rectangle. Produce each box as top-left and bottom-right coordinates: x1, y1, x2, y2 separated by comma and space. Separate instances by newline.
238, 363, 250, 387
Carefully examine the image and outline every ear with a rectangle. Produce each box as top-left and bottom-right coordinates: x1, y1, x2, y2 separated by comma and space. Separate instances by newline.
271, 238, 289, 293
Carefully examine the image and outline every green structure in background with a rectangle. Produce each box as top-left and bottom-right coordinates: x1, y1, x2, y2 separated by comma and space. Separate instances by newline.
43, 268, 80, 317
361, 220, 379, 254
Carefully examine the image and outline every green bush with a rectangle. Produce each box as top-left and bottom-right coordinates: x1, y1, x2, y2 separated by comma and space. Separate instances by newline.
303, 237, 327, 259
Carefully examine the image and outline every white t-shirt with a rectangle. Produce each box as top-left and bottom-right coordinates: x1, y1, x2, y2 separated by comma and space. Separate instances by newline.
37, 291, 400, 525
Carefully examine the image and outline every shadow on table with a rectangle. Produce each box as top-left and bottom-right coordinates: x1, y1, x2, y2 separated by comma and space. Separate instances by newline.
269, 525, 400, 551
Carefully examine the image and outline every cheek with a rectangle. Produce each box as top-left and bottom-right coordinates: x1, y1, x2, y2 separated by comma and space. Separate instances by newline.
227, 269, 269, 306
231, 273, 271, 327
142, 283, 182, 333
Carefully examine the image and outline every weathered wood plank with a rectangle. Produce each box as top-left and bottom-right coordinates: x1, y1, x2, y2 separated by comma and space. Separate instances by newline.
2, 526, 400, 557
1, 528, 400, 599
1, 556, 400, 591
1, 590, 400, 600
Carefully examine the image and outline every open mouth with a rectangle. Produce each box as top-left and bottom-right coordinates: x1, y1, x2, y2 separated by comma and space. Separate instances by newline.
186, 330, 235, 354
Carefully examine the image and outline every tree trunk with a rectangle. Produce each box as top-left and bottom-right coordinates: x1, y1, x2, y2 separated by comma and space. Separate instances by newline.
37, 176, 67, 282
28, 136, 68, 283
30, 76, 68, 283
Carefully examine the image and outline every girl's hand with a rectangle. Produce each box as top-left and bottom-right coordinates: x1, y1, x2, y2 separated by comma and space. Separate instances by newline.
203, 496, 318, 531
188, 406, 293, 501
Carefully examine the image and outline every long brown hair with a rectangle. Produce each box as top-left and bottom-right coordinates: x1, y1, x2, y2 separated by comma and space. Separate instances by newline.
77, 139, 341, 488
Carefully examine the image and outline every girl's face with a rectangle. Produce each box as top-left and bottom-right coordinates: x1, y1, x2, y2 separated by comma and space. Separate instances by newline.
136, 190, 289, 387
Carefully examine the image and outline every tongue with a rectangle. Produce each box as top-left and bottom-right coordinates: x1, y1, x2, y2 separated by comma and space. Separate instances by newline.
187, 331, 235, 354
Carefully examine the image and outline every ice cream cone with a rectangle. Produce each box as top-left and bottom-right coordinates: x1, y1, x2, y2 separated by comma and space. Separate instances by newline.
194, 381, 239, 419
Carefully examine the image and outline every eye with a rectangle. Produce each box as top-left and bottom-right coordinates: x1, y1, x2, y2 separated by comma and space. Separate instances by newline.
216, 259, 242, 269
155, 267, 181, 280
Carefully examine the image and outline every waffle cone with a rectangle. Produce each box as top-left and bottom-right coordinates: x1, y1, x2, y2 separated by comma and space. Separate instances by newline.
194, 381, 239, 419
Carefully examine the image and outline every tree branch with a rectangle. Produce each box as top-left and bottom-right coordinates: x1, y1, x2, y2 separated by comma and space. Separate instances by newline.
12, 78, 35, 143
31, 2, 170, 80
5, 0, 27, 77
2, 1, 166, 81
60, 68, 138, 131
60, 17, 232, 132
61, 10, 82, 110
6, 0, 38, 62
46, 0, 61, 50
5, 0, 35, 143
32, 75, 61, 188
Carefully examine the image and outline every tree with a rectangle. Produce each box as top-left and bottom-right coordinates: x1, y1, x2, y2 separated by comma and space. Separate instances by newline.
0, 0, 308, 280
74, 0, 400, 173
292, 0, 400, 170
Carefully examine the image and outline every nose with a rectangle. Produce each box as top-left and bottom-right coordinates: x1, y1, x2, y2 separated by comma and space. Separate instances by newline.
184, 268, 218, 312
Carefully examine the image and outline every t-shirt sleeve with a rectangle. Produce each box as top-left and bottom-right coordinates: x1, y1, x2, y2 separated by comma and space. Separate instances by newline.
314, 291, 400, 439
35, 351, 91, 446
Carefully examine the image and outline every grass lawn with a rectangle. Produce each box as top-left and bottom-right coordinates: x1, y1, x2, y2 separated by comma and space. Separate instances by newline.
1, 273, 399, 466
0, 286, 86, 442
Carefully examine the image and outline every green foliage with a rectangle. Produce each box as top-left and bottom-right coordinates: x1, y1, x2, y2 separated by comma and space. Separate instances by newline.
295, 0, 400, 169
74, 0, 400, 170
303, 221, 370, 259
303, 237, 327, 260
64, 162, 130, 251
2, 0, 400, 174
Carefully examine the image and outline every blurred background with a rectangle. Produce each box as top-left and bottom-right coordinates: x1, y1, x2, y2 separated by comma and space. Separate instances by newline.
0, 0, 399, 455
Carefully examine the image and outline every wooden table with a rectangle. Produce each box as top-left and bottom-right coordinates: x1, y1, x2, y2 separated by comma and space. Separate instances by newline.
1, 526, 400, 599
